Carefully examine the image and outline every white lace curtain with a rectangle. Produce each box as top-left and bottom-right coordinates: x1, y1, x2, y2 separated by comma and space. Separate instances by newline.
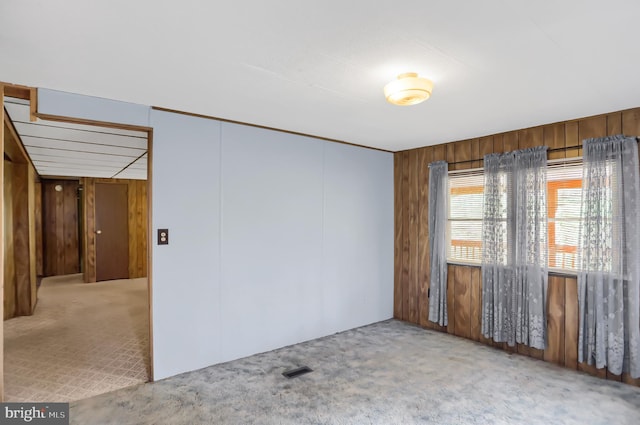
481, 146, 548, 349
578, 135, 640, 378
428, 161, 449, 326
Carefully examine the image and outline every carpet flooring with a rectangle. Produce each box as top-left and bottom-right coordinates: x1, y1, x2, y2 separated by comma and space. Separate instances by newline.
70, 320, 640, 424
4, 274, 150, 402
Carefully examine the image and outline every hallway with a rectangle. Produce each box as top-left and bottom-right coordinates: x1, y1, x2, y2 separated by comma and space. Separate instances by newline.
3, 274, 149, 402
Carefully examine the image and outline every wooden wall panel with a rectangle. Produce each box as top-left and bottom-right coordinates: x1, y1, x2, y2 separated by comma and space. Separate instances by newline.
417, 147, 431, 328
394, 107, 640, 387
82, 178, 148, 283
28, 167, 37, 312
4, 161, 16, 320
544, 276, 565, 365
12, 163, 32, 316
128, 180, 148, 278
34, 182, 43, 276
446, 264, 455, 334
42, 180, 80, 277
400, 151, 411, 321
407, 150, 420, 323
393, 155, 403, 319
469, 267, 482, 342
453, 266, 471, 339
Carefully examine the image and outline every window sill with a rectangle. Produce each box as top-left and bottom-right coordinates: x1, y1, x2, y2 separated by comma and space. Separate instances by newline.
445, 261, 579, 278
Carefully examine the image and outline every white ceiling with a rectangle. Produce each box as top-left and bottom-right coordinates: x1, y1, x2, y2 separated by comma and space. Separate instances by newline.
1, 1, 639, 151
5, 98, 148, 179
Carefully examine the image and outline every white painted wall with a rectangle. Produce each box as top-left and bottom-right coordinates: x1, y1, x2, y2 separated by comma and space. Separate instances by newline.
151, 114, 394, 379
150, 110, 223, 378
37, 89, 394, 381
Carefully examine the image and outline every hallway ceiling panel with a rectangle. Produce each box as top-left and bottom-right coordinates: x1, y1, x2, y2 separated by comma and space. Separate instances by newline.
4, 99, 148, 180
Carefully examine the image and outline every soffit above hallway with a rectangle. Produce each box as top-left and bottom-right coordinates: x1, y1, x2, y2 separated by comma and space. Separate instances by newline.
1, 1, 639, 151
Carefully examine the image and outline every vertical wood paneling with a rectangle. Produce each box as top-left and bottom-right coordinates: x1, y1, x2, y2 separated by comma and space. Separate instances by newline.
432, 144, 446, 162
35, 182, 43, 276
622, 109, 640, 135
578, 115, 607, 143
401, 151, 411, 321
544, 276, 565, 365
129, 182, 138, 278
565, 121, 579, 158
564, 277, 579, 370
446, 264, 455, 334
446, 143, 455, 164
492, 134, 505, 154
478, 136, 494, 167
394, 107, 640, 388
606, 112, 622, 136
12, 163, 32, 316
471, 138, 481, 167
28, 168, 37, 312
503, 131, 519, 152
393, 154, 403, 319
519, 127, 542, 149
408, 150, 420, 324
453, 266, 471, 339
137, 181, 148, 278
63, 182, 79, 273
470, 267, 482, 342
43, 180, 80, 277
54, 182, 65, 274
83, 178, 97, 283
453, 140, 471, 170
4, 161, 16, 320
544, 123, 566, 160
418, 147, 432, 328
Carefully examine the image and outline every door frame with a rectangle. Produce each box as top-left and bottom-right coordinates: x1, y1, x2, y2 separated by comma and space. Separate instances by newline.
0, 83, 155, 400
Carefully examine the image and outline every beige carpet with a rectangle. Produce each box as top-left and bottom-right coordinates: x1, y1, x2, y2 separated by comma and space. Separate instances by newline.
70, 320, 640, 425
3, 273, 150, 402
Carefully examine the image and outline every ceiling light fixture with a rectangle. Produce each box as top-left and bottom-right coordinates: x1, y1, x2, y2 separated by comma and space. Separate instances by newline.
384, 72, 433, 106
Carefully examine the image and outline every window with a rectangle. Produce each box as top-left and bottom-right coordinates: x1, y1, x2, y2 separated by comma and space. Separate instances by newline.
447, 161, 585, 272
547, 163, 583, 271
448, 172, 484, 264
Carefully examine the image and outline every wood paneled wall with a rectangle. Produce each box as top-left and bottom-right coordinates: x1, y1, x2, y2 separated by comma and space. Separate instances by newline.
394, 107, 640, 387
3, 113, 39, 319
42, 179, 80, 277
82, 178, 147, 283
4, 161, 16, 319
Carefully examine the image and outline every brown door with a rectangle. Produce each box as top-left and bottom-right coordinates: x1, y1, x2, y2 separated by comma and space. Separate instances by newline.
95, 183, 129, 281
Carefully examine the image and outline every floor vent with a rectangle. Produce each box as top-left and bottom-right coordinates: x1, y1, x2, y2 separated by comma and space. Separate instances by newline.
282, 366, 313, 379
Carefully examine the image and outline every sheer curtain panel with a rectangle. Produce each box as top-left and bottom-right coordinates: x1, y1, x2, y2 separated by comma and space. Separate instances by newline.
481, 147, 548, 349
578, 135, 640, 378
428, 161, 449, 326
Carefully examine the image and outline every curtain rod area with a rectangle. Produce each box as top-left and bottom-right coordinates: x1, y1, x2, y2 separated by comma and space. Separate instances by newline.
446, 152, 584, 175
441, 137, 640, 168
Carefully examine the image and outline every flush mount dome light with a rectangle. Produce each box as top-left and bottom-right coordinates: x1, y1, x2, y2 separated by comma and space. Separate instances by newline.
384, 72, 433, 106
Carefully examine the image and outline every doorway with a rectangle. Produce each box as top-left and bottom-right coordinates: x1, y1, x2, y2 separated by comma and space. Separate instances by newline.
1, 84, 153, 402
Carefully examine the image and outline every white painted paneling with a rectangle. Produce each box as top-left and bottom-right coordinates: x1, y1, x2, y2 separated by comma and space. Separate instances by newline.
150, 110, 222, 379
38, 88, 151, 128
219, 123, 325, 362
150, 112, 393, 380
322, 143, 394, 333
